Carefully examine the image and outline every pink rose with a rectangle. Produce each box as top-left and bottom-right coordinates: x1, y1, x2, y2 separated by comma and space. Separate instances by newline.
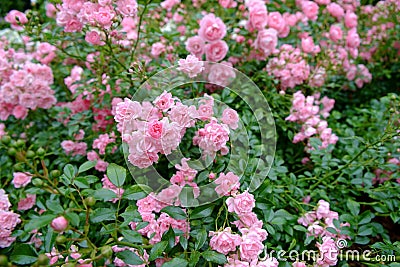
316, 199, 330, 219
114, 98, 142, 123
239, 231, 264, 261
0, 189, 11, 211
226, 191, 255, 215
214, 172, 240, 196
209, 227, 241, 255
346, 28, 360, 48
17, 194, 36, 211
186, 36, 205, 58
151, 42, 166, 58
254, 28, 278, 56
116, 0, 138, 17
157, 184, 182, 204
198, 14, 227, 42
208, 62, 236, 87
344, 12, 357, 28
5, 10, 28, 30
248, 4, 268, 31
12, 172, 32, 188
329, 25, 342, 42
147, 120, 164, 139
327, 3, 344, 19
205, 40, 228, 62
12, 106, 28, 119
301, 1, 319, 21
268, 12, 285, 32
221, 108, 239, 129
316, 237, 339, 266
46, 3, 57, 18
219, 0, 237, 8
51, 216, 69, 232
85, 30, 104, 45
177, 55, 204, 78
154, 91, 174, 111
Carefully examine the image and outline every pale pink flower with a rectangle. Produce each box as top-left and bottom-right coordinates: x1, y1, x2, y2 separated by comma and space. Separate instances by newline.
177, 55, 204, 78
208, 62, 236, 87
268, 12, 285, 32
154, 91, 175, 111
316, 237, 339, 266
329, 25, 343, 42
316, 199, 330, 219
301, 1, 319, 20
209, 227, 241, 254
12, 172, 32, 188
116, 0, 138, 17
0, 190, 11, 211
239, 231, 264, 261
198, 14, 227, 42
219, 0, 237, 8
205, 40, 228, 62
327, 3, 344, 19
157, 184, 182, 204
151, 42, 166, 57
344, 11, 357, 28
17, 194, 36, 211
254, 28, 278, 57
85, 30, 104, 46
5, 10, 28, 30
147, 120, 164, 139
222, 108, 239, 129
346, 28, 360, 48
214, 172, 240, 196
226, 191, 255, 215
186, 36, 205, 58
247, 3, 268, 31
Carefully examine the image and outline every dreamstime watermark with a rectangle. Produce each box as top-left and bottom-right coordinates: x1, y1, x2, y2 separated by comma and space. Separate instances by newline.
258, 239, 397, 263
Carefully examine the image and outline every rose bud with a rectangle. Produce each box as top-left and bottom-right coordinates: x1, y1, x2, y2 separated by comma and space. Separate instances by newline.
50, 216, 68, 232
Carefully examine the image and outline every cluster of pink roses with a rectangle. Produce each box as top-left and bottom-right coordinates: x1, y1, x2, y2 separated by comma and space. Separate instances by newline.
0, 40, 57, 121
46, 244, 92, 266
210, 190, 278, 266
113, 91, 238, 168
55, 0, 138, 34
286, 91, 338, 152
133, 193, 189, 245
0, 189, 21, 248
186, 13, 228, 62
266, 45, 310, 90
298, 200, 350, 266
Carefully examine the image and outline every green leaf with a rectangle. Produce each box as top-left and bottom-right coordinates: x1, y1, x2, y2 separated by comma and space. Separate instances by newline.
149, 241, 168, 261
116, 250, 144, 265
160, 206, 187, 220
44, 228, 55, 253
107, 163, 126, 187
180, 235, 188, 250
358, 225, 373, 236
73, 177, 90, 189
10, 244, 37, 265
162, 258, 188, 267
347, 199, 360, 216
46, 199, 64, 213
202, 251, 227, 264
195, 228, 207, 250
121, 229, 142, 243
65, 212, 80, 227
190, 204, 214, 220
123, 185, 146, 200
64, 164, 76, 179
90, 208, 116, 223
189, 251, 201, 267
25, 214, 57, 232
93, 188, 117, 201
78, 161, 96, 173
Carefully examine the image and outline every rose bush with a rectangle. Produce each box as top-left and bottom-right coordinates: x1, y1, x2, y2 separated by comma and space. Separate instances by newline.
0, 0, 399, 266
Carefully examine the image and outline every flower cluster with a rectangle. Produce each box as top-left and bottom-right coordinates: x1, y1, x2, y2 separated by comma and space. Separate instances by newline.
210, 190, 278, 266
114, 91, 238, 168
133, 194, 189, 245
0, 41, 56, 120
286, 91, 338, 152
0, 189, 21, 248
298, 200, 350, 240
186, 13, 228, 62
266, 45, 310, 90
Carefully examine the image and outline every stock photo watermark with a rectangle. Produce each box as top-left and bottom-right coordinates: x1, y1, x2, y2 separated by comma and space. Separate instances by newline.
260, 239, 398, 263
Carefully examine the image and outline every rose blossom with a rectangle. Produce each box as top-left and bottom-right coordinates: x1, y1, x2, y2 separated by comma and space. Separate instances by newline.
301, 1, 319, 21
329, 25, 343, 42
226, 191, 255, 215
147, 120, 164, 139
17, 194, 36, 211
185, 36, 205, 58
327, 3, 344, 19
205, 40, 228, 62
221, 108, 239, 129
239, 231, 264, 261
153, 91, 174, 111
346, 28, 360, 48
5, 10, 28, 30
198, 13, 227, 42
177, 55, 204, 78
209, 227, 241, 255
316, 199, 330, 219
248, 3, 268, 31
208, 62, 236, 87
85, 30, 104, 46
268, 12, 285, 32
214, 172, 240, 196
254, 28, 278, 57
12, 172, 32, 188
316, 237, 339, 266
344, 11, 357, 28
50, 216, 69, 232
